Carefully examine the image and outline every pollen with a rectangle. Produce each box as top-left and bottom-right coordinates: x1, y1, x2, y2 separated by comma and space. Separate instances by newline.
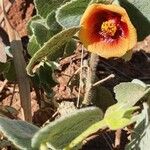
101, 20, 117, 36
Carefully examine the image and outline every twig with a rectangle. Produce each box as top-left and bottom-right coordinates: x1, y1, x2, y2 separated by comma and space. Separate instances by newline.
0, 1, 12, 24
93, 74, 115, 87
1, 0, 32, 122
0, 79, 8, 93
115, 129, 122, 149
9, 83, 16, 106
67, 65, 87, 86
77, 45, 84, 107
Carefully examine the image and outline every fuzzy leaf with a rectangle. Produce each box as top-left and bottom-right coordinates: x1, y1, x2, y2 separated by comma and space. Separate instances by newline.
32, 107, 103, 150
56, 0, 91, 28
117, 0, 150, 41
46, 12, 62, 34
34, 0, 70, 18
114, 81, 150, 108
27, 35, 40, 56
30, 12, 62, 46
90, 0, 114, 4
94, 86, 115, 112
27, 15, 42, 36
66, 119, 106, 149
31, 22, 52, 46
104, 103, 138, 130
63, 39, 77, 57
0, 117, 39, 149
126, 103, 150, 150
26, 26, 80, 76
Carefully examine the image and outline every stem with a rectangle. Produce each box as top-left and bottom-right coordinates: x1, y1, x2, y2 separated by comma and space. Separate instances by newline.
82, 53, 99, 105
1, 0, 32, 122
77, 45, 84, 107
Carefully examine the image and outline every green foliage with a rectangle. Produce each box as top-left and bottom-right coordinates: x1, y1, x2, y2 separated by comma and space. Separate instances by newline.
27, 15, 42, 36
34, 0, 70, 18
38, 62, 57, 86
116, 0, 150, 41
63, 39, 77, 57
104, 103, 138, 130
126, 103, 150, 150
31, 22, 51, 46
32, 107, 103, 149
4, 61, 16, 81
93, 86, 115, 112
27, 35, 40, 56
56, 0, 91, 28
114, 79, 150, 107
46, 12, 62, 34
26, 27, 80, 76
3, 0, 149, 149
0, 62, 10, 74
0, 116, 39, 149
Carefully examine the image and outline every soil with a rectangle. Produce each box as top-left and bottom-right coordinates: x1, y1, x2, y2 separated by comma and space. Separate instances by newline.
0, 0, 150, 150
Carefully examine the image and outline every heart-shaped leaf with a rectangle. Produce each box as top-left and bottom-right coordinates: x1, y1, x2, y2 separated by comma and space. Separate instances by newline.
114, 80, 150, 108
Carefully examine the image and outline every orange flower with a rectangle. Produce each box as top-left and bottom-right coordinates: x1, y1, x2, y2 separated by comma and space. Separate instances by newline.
79, 4, 137, 58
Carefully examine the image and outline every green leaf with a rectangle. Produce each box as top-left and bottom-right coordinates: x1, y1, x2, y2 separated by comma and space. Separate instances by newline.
46, 11, 62, 34
26, 26, 80, 76
0, 116, 39, 149
4, 61, 16, 81
56, 0, 91, 28
38, 62, 57, 86
114, 80, 150, 108
66, 119, 106, 149
30, 13, 63, 47
104, 103, 138, 130
27, 15, 42, 36
0, 62, 10, 74
31, 21, 52, 46
90, 0, 114, 4
34, 0, 70, 18
93, 86, 115, 112
63, 39, 77, 57
125, 103, 150, 150
27, 35, 40, 56
117, 0, 150, 41
31, 107, 103, 149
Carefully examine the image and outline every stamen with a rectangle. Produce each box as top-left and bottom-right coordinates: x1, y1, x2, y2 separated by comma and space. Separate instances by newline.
101, 20, 117, 36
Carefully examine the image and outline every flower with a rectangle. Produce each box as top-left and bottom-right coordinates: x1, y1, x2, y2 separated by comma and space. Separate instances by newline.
79, 4, 137, 58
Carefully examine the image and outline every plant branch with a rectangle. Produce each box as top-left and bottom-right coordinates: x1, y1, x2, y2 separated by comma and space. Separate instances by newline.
1, 0, 32, 122
93, 74, 115, 87
82, 53, 99, 106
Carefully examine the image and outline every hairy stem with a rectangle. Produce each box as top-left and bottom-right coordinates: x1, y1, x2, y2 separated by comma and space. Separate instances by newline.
82, 53, 99, 105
